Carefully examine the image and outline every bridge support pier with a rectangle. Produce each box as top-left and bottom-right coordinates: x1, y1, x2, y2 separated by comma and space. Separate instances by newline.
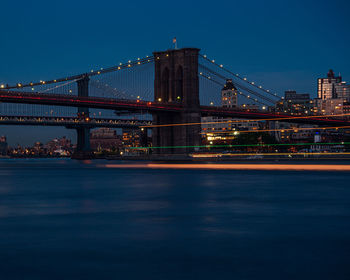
72, 127, 93, 159
140, 128, 148, 148
72, 75, 94, 159
152, 48, 201, 155
152, 110, 201, 154
76, 127, 91, 152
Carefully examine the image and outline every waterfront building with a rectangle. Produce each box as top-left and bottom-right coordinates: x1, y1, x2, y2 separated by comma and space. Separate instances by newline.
276, 90, 313, 115
201, 116, 261, 144
122, 128, 141, 148
314, 98, 344, 115
121, 128, 149, 154
90, 128, 121, 151
271, 122, 318, 143
44, 136, 72, 155
0, 136, 8, 155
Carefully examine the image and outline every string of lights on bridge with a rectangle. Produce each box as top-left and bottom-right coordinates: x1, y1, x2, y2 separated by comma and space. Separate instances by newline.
0, 55, 154, 91
199, 72, 268, 108
198, 62, 276, 105
200, 54, 281, 99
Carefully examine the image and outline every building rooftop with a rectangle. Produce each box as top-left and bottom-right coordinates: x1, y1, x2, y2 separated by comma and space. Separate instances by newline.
222, 79, 237, 91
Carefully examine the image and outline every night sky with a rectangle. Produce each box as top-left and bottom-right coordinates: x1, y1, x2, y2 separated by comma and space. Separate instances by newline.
1, 0, 349, 145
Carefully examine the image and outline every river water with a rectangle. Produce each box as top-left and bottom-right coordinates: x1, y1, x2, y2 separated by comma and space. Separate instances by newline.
0, 159, 349, 279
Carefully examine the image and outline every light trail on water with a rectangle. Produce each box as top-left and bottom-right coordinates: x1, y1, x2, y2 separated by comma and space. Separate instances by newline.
130, 142, 350, 150
103, 163, 350, 172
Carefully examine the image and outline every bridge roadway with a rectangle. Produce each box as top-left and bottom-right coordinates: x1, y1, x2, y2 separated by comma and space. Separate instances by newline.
0, 115, 152, 128
1, 90, 350, 126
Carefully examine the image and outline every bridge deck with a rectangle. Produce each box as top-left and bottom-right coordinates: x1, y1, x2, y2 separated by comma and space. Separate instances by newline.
1, 90, 350, 126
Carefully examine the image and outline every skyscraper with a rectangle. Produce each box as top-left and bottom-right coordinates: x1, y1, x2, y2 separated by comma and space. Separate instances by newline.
318, 69, 350, 100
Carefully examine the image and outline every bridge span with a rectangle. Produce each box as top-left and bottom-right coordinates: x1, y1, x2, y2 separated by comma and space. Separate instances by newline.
1, 47, 350, 157
1, 90, 350, 127
0, 115, 151, 128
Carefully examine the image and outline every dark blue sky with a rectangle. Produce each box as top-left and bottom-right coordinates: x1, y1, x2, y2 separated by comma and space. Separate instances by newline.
1, 0, 349, 145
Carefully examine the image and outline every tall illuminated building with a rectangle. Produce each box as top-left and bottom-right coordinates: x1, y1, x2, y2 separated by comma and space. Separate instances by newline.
221, 79, 238, 108
318, 69, 350, 100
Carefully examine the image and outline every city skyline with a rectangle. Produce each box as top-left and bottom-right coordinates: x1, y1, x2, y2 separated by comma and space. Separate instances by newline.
1, 68, 349, 146
1, 2, 350, 278
1, 0, 349, 145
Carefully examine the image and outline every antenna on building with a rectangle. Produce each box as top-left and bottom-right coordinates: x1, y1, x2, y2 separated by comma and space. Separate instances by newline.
173, 37, 177, 49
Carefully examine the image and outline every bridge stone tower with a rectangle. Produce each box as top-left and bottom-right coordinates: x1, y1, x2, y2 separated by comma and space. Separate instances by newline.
152, 48, 201, 154
71, 75, 93, 159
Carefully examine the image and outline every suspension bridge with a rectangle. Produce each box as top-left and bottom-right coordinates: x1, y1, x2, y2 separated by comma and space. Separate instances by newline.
1, 47, 349, 157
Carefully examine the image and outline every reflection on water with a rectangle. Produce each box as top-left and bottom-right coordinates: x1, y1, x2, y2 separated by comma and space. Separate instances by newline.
0, 159, 350, 280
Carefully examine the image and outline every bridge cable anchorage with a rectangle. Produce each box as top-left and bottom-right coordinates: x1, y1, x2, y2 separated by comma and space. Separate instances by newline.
199, 68, 271, 106
199, 63, 276, 105
199, 54, 280, 99
1, 56, 154, 90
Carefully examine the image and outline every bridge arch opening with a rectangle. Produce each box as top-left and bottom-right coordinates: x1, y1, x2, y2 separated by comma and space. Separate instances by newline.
161, 67, 169, 102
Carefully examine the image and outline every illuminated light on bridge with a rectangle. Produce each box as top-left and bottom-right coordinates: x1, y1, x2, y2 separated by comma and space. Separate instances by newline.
2, 56, 154, 90
200, 54, 279, 99
0, 115, 152, 128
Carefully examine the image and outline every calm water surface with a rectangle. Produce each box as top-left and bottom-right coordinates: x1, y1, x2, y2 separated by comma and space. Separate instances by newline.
0, 159, 349, 279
